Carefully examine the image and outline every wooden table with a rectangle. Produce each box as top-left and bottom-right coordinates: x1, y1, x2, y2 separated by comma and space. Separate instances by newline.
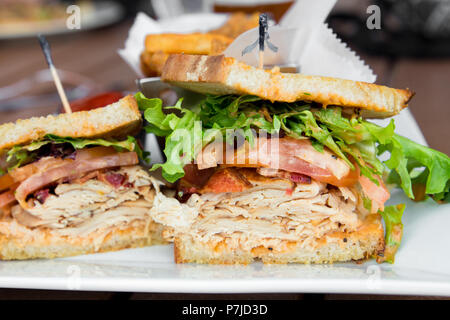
0, 20, 449, 300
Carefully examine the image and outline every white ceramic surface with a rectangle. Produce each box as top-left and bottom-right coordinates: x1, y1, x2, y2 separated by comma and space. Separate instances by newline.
0, 109, 449, 295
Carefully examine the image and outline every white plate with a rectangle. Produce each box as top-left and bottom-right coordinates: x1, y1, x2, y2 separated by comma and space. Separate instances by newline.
0, 109, 449, 295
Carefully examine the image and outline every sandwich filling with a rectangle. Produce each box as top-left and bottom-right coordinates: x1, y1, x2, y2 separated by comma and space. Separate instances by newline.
151, 167, 380, 257
0, 135, 157, 248
137, 92, 450, 263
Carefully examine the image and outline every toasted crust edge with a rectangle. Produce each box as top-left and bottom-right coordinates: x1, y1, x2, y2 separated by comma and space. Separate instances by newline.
0, 95, 142, 152
173, 214, 384, 264
0, 220, 166, 260
162, 54, 414, 118
144, 33, 233, 55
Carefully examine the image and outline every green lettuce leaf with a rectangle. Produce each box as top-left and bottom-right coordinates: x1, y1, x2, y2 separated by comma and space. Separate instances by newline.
136, 92, 450, 202
357, 121, 450, 201
136, 92, 200, 182
4, 134, 148, 172
5, 146, 34, 172
44, 134, 145, 156
377, 204, 405, 264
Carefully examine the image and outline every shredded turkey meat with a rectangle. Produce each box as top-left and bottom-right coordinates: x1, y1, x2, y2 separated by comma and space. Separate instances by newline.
149, 169, 366, 252
7, 165, 156, 237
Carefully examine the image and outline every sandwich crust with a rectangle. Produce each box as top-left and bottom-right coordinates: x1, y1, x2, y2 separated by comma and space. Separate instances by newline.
0, 95, 142, 152
161, 54, 414, 118
173, 214, 384, 264
141, 34, 232, 77
0, 218, 166, 260
0, 165, 166, 260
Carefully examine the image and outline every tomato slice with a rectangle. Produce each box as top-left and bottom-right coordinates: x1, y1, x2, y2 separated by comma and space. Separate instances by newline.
318, 166, 359, 187
181, 164, 215, 188
0, 173, 15, 192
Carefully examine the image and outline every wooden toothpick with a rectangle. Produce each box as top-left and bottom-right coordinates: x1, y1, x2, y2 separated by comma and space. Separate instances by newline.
38, 34, 72, 114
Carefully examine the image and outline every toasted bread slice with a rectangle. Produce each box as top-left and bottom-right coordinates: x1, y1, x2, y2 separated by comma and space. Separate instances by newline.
161, 54, 414, 118
173, 214, 384, 264
0, 95, 142, 152
209, 12, 260, 39
0, 218, 166, 260
144, 33, 233, 56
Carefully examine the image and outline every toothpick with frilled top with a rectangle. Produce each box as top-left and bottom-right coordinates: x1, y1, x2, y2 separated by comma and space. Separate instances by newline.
241, 13, 278, 69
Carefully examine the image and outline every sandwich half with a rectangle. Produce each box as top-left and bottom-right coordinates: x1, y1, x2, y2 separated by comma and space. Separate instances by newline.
0, 95, 165, 260
138, 54, 450, 265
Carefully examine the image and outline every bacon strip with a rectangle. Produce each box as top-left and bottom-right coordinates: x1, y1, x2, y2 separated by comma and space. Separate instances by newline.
200, 168, 252, 194
257, 168, 311, 184
99, 172, 127, 188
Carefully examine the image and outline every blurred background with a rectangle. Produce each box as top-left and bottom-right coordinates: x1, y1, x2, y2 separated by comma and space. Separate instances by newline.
0, 0, 449, 300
